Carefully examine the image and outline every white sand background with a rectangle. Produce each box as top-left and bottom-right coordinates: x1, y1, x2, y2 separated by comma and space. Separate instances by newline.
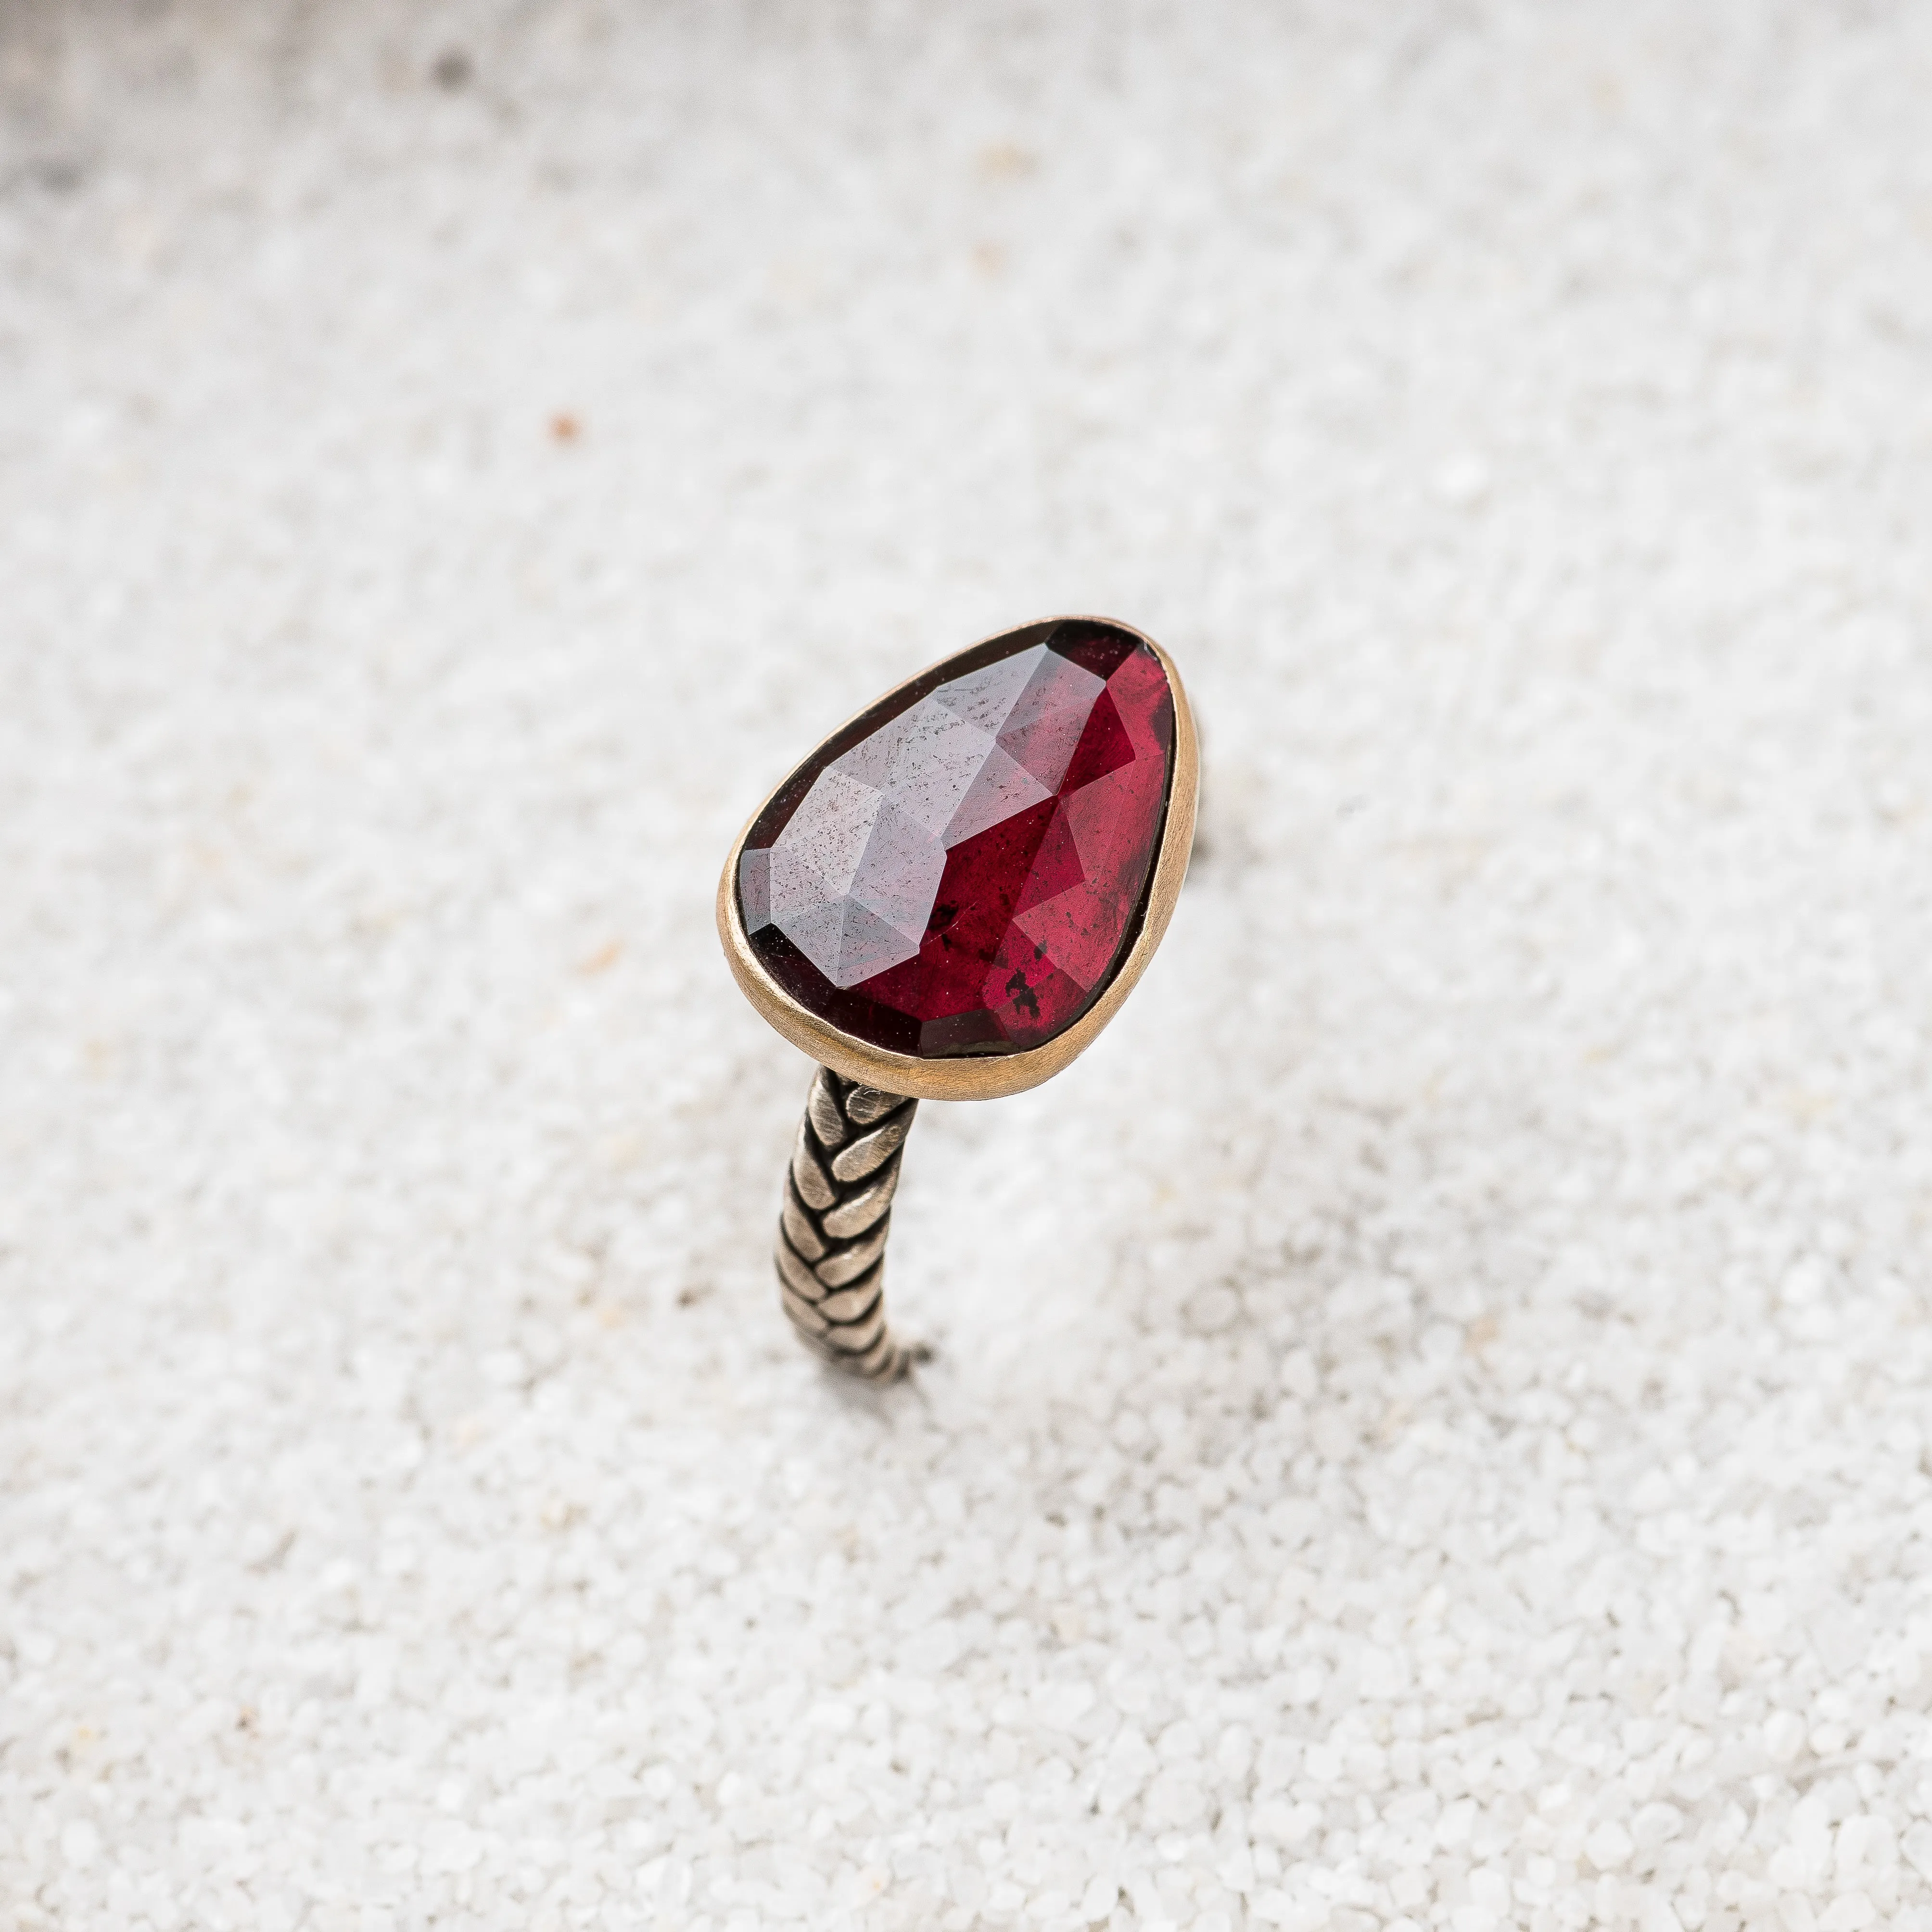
4, 3, 1932, 1928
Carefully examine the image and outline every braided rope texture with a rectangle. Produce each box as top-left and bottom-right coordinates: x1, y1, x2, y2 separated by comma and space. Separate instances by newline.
775, 1068, 920, 1381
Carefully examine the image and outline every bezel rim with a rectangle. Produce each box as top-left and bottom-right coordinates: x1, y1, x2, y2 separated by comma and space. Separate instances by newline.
716, 615, 1199, 1102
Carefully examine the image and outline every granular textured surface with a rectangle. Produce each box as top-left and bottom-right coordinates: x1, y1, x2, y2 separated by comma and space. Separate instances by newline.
740, 621, 1174, 1056
4, 5, 1932, 1932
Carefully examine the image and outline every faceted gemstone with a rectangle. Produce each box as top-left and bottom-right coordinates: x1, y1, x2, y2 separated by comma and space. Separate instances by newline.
738, 619, 1176, 1057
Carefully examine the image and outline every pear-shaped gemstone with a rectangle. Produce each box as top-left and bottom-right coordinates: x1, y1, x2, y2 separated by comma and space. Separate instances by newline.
738, 619, 1176, 1057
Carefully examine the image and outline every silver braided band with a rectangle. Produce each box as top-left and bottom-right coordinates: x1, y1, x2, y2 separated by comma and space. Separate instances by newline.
775, 1068, 921, 1381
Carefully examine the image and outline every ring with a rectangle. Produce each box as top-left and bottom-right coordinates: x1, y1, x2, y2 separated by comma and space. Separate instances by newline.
717, 616, 1199, 1380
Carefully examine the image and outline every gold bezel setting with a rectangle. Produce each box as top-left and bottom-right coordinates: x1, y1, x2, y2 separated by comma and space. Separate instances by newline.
717, 617, 1199, 1103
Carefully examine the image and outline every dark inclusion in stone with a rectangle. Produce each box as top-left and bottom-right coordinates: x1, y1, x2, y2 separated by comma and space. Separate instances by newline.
737, 618, 1176, 1057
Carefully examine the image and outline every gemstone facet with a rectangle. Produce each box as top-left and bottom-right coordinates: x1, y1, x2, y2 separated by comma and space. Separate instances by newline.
738, 619, 1176, 1057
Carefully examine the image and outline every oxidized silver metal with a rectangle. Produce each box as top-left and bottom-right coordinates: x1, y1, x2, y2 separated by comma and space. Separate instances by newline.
776, 1068, 922, 1382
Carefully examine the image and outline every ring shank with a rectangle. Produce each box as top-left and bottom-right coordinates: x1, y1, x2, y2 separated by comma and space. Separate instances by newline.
775, 1068, 919, 1380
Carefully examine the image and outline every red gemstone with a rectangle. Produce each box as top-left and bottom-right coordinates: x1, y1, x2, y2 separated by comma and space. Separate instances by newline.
739, 620, 1176, 1056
